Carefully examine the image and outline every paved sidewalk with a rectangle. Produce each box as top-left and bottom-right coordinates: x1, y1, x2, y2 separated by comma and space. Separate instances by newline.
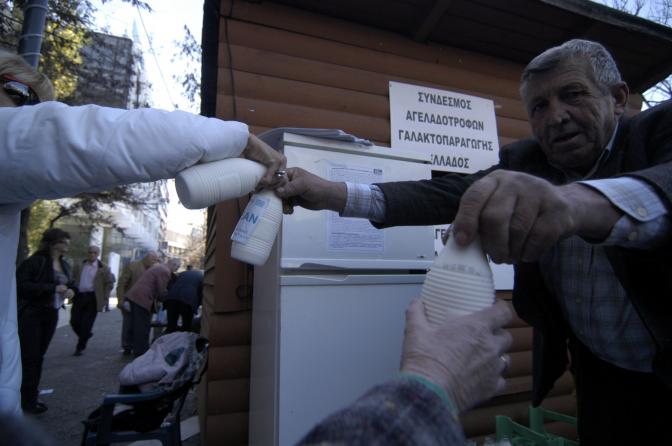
27, 304, 200, 446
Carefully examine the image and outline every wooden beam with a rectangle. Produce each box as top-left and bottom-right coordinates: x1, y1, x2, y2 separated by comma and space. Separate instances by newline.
414, 0, 454, 42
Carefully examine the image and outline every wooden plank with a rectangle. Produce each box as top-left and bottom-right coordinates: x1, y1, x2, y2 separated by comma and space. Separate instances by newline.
509, 326, 532, 352
216, 95, 528, 145
216, 95, 391, 143
223, 20, 524, 99
213, 200, 253, 313
207, 378, 250, 414
502, 375, 532, 395
205, 412, 248, 445
505, 350, 532, 378
496, 115, 532, 140
227, 0, 523, 80
225, 70, 391, 119
208, 345, 251, 380
547, 371, 575, 398
206, 310, 252, 346
217, 56, 529, 122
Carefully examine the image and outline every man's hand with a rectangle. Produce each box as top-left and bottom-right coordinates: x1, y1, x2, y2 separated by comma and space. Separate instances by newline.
55, 284, 68, 294
451, 170, 621, 263
63, 288, 75, 300
241, 134, 287, 190
275, 167, 347, 214
400, 299, 512, 413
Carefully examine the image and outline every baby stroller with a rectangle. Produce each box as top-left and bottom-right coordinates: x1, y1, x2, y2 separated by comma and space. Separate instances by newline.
81, 332, 208, 446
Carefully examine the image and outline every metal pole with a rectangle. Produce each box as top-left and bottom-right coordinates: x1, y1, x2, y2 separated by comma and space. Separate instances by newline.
16, 0, 49, 265
17, 0, 49, 68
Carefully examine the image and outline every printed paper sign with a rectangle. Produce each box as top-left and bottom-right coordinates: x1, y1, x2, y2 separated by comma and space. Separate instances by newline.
231, 195, 270, 243
327, 163, 384, 252
389, 81, 500, 173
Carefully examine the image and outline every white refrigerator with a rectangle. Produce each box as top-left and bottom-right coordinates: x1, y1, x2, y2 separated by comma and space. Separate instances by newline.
249, 133, 435, 445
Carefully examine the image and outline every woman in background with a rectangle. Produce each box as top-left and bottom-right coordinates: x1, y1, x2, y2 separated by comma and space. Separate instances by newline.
16, 228, 76, 414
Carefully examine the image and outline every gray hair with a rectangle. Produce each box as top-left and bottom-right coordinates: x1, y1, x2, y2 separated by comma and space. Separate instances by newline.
520, 39, 623, 98
167, 258, 182, 270
0, 48, 54, 101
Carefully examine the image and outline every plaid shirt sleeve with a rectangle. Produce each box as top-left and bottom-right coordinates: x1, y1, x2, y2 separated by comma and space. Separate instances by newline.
297, 378, 465, 446
340, 182, 386, 223
579, 177, 670, 248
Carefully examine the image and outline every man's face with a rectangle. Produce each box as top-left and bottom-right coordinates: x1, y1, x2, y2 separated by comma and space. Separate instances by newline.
55, 238, 70, 255
522, 58, 627, 174
87, 248, 100, 263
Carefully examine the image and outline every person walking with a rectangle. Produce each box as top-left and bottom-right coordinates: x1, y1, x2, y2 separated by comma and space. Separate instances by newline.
69, 246, 115, 356
115, 251, 159, 355
16, 228, 75, 414
164, 268, 204, 333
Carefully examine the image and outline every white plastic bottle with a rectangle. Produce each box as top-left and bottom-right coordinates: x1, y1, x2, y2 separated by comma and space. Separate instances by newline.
230, 190, 283, 265
175, 158, 283, 266
175, 158, 266, 210
420, 231, 495, 324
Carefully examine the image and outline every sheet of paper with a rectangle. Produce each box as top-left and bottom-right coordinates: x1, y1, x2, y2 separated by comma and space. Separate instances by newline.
327, 164, 384, 252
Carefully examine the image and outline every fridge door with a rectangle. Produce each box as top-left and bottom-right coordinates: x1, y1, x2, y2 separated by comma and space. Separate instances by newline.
281, 133, 434, 271
276, 274, 425, 446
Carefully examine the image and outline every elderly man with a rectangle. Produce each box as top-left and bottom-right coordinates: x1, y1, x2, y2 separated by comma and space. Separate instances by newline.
116, 251, 160, 355
125, 258, 182, 357
70, 245, 115, 356
277, 39, 672, 444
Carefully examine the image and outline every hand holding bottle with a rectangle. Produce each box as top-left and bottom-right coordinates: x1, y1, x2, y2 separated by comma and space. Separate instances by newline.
400, 299, 512, 413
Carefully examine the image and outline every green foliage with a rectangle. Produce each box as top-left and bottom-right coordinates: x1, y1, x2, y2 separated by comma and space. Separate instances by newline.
27, 199, 59, 254
1, 0, 151, 99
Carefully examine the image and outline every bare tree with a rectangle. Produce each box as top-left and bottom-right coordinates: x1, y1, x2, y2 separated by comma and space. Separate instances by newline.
173, 25, 201, 111
607, 0, 672, 106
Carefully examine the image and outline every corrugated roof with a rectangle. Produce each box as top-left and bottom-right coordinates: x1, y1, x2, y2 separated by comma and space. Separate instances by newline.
265, 0, 672, 93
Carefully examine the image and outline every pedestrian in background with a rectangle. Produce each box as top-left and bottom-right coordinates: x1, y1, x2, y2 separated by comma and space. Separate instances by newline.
16, 228, 75, 414
164, 268, 203, 333
69, 245, 115, 356
125, 258, 181, 356
115, 251, 159, 355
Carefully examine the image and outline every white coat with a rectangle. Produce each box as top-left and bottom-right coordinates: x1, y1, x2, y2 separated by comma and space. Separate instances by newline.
0, 102, 250, 414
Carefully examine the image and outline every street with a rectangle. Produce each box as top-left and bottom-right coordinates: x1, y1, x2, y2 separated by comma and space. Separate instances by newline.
27, 302, 200, 446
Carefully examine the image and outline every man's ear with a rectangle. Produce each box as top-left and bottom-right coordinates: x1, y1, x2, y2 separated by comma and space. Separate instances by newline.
611, 81, 629, 118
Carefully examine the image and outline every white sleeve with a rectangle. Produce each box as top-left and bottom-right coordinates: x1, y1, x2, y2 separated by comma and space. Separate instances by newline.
0, 102, 249, 205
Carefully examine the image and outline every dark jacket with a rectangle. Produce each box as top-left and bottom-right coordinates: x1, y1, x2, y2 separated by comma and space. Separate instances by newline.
376, 101, 672, 404
16, 250, 74, 310
164, 269, 204, 312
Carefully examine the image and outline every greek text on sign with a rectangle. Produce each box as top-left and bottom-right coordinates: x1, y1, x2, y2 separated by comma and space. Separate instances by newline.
389, 81, 499, 173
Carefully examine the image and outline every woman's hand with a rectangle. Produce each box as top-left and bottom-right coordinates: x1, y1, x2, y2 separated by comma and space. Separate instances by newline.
242, 134, 287, 190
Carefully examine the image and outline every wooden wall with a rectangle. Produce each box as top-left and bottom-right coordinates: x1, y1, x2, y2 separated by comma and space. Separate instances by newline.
200, 0, 641, 443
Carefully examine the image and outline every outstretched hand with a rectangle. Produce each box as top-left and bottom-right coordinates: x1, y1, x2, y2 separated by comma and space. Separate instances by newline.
275, 167, 347, 214
451, 170, 621, 263
400, 299, 512, 413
